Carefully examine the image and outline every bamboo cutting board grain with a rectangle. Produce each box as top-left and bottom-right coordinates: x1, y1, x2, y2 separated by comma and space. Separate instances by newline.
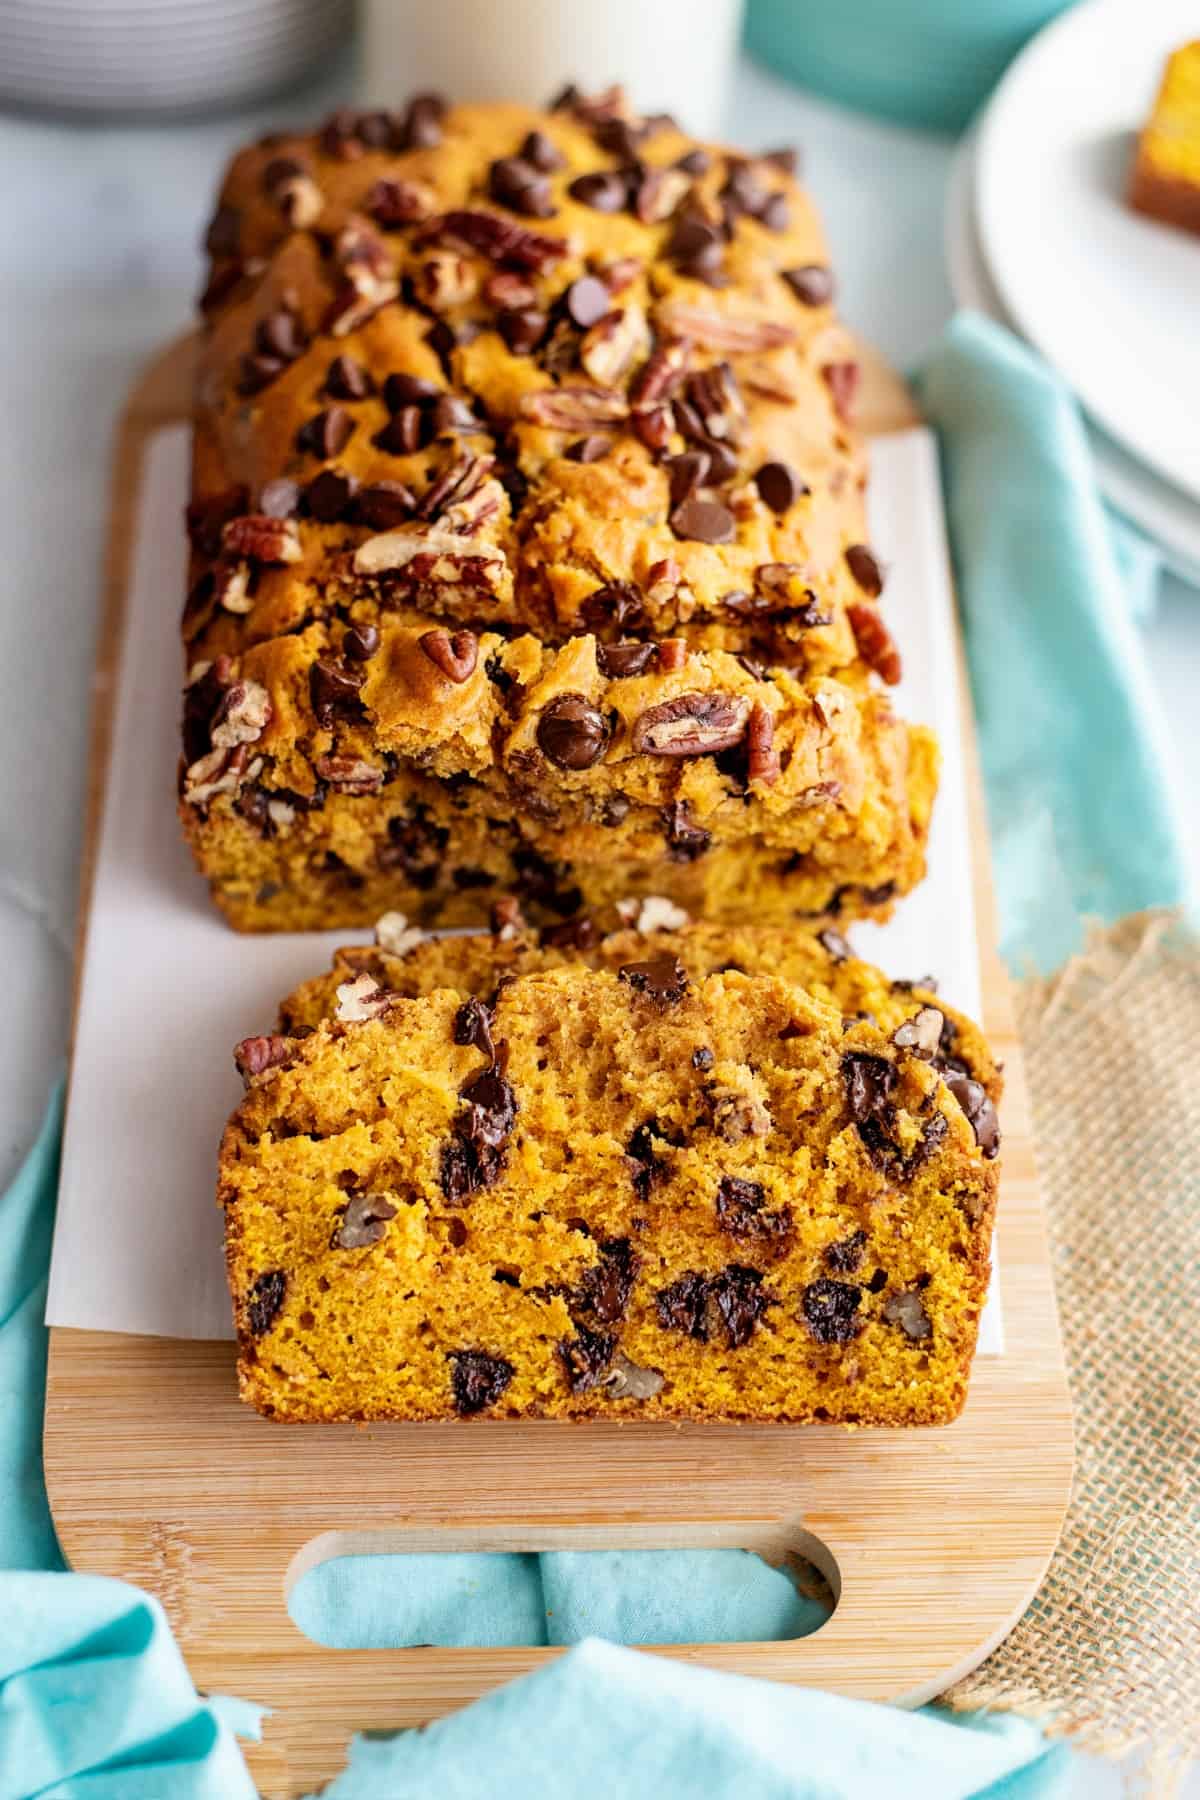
43, 336, 1074, 1800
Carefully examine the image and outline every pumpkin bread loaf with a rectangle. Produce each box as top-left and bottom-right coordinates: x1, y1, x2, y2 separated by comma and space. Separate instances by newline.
181, 87, 936, 930
222, 937, 1000, 1425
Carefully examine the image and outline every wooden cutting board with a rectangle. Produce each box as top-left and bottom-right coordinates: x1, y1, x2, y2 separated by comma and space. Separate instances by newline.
43, 335, 1074, 1800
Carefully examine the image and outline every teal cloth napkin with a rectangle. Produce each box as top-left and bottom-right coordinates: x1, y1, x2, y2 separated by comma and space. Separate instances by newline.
1, 310, 1185, 1792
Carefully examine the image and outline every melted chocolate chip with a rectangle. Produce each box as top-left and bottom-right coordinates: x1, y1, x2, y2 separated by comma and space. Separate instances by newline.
489, 155, 555, 218
654, 1271, 711, 1340
693, 1046, 715, 1072
662, 799, 711, 862
246, 1270, 286, 1337
306, 467, 358, 522
627, 1120, 670, 1202
498, 306, 548, 354
449, 1349, 514, 1414
597, 641, 656, 679
618, 955, 688, 1005
309, 658, 365, 728
343, 623, 380, 661
581, 580, 647, 635
824, 1229, 867, 1273
574, 1238, 641, 1326
714, 1176, 792, 1248
842, 1053, 897, 1125
453, 997, 495, 1059
536, 693, 610, 770
945, 1074, 1001, 1159
801, 1277, 862, 1345
656, 1266, 770, 1348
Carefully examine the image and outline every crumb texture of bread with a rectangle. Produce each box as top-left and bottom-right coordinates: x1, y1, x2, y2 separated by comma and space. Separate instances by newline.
181, 89, 935, 931
221, 954, 999, 1426
1129, 42, 1200, 235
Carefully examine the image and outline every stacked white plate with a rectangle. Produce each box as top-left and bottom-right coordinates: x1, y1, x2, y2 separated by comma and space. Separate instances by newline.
949, 0, 1200, 586
0, 0, 353, 115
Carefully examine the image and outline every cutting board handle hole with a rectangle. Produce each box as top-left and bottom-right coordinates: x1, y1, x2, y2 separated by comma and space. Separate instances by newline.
283, 1528, 838, 1651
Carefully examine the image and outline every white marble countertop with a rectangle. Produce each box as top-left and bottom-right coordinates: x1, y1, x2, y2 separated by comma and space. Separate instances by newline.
0, 57, 1195, 1791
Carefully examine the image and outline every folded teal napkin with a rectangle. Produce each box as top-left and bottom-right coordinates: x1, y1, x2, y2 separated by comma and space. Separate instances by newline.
914, 312, 1191, 975
2, 310, 1182, 1793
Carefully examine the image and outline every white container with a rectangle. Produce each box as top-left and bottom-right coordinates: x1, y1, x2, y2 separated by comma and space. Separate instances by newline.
360, 0, 746, 137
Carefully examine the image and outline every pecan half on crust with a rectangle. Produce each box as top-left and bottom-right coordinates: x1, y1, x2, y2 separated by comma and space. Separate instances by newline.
631, 691, 750, 757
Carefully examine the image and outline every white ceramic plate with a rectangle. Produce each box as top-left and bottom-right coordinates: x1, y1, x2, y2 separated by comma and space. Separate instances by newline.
975, 0, 1200, 505
947, 136, 1200, 588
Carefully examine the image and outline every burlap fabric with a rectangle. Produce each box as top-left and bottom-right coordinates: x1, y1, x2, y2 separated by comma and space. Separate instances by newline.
942, 912, 1200, 1789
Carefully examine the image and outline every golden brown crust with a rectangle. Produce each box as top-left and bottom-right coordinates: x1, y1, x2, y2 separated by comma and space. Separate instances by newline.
222, 964, 999, 1425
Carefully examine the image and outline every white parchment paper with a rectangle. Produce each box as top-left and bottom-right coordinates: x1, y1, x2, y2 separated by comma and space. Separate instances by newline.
48, 423, 1002, 1350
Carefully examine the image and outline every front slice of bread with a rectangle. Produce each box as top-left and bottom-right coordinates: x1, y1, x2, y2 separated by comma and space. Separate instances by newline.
221, 961, 998, 1424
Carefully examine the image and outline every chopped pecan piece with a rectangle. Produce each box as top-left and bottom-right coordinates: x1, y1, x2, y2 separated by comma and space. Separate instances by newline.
520, 386, 630, 430
632, 691, 750, 757
422, 208, 567, 271
579, 304, 650, 385
221, 515, 302, 564
892, 1007, 945, 1061
847, 602, 902, 685
414, 250, 479, 311
746, 703, 781, 785
353, 524, 505, 586
656, 300, 795, 352
314, 754, 384, 795
333, 1192, 398, 1249
419, 628, 479, 684
334, 972, 397, 1024
233, 1034, 293, 1083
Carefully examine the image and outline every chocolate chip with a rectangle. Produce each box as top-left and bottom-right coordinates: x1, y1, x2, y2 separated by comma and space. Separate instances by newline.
376, 406, 425, 456
675, 149, 710, 176
845, 543, 884, 598
560, 1327, 617, 1392
453, 997, 495, 1059
759, 193, 789, 231
655, 1266, 769, 1347
306, 467, 358, 522
754, 461, 805, 513
333, 1192, 398, 1250
783, 264, 835, 307
574, 1238, 641, 1325
568, 171, 628, 212
565, 435, 611, 463
693, 1046, 714, 1072
296, 406, 355, 459
664, 450, 710, 509
627, 1119, 670, 1202
430, 394, 479, 437
670, 495, 736, 544
489, 155, 555, 218
564, 274, 614, 328
618, 954, 688, 1005
324, 354, 373, 400
449, 1349, 514, 1414
344, 623, 380, 661
536, 693, 610, 770
522, 128, 565, 171
259, 478, 301, 519
403, 92, 447, 150
498, 306, 548, 354
357, 480, 416, 529
205, 203, 241, 259
818, 928, 853, 963
384, 371, 442, 411
309, 657, 365, 728
246, 1270, 286, 1337
945, 1074, 1001, 1159
662, 799, 711, 861
461, 1067, 517, 1154
256, 308, 308, 361
667, 210, 725, 281
597, 641, 656, 679
654, 1271, 710, 1339
801, 1278, 862, 1345
715, 1176, 792, 1248
419, 628, 478, 684
824, 1230, 867, 1273
883, 1289, 932, 1341
842, 1053, 896, 1125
